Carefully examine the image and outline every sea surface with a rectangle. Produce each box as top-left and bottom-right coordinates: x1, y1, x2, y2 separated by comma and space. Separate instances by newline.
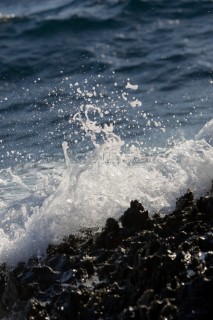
0, 0, 213, 265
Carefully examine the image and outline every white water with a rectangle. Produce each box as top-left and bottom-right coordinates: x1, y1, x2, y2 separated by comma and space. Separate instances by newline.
0, 85, 213, 266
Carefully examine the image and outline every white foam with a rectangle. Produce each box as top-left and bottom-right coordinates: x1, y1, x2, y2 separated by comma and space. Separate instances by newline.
0, 121, 212, 266
195, 119, 213, 146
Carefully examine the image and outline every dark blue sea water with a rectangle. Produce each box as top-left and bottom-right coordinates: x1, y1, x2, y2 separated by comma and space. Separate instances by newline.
0, 0, 213, 265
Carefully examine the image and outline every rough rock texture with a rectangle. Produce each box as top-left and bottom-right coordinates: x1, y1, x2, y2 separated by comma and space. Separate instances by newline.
0, 188, 213, 319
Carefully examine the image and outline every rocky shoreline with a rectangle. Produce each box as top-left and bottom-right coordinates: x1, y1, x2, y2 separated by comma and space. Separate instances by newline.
0, 187, 213, 319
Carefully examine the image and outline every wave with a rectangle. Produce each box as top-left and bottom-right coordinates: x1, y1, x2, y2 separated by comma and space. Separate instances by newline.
0, 116, 212, 266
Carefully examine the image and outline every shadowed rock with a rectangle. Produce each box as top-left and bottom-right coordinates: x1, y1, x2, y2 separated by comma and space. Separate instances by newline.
120, 200, 149, 230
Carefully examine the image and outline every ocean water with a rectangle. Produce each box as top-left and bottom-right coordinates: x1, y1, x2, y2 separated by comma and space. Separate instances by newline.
0, 0, 213, 265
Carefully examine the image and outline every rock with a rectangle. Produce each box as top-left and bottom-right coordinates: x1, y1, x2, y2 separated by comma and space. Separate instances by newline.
197, 194, 213, 217
95, 217, 121, 249
198, 235, 213, 252
175, 189, 194, 212
1, 188, 213, 319
45, 253, 72, 271
137, 289, 154, 307
119, 200, 149, 230
1, 273, 18, 311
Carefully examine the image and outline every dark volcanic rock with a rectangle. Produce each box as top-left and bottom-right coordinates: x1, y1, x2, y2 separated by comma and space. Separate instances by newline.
119, 200, 149, 230
95, 217, 121, 249
0, 189, 213, 319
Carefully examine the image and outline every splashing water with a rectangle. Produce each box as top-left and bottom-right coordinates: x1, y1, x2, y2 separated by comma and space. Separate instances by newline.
0, 80, 213, 266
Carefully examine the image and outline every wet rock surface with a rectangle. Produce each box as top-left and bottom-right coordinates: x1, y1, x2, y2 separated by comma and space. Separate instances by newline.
0, 188, 213, 319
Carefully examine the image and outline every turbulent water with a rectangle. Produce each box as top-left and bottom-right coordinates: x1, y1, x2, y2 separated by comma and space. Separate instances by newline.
0, 0, 213, 265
